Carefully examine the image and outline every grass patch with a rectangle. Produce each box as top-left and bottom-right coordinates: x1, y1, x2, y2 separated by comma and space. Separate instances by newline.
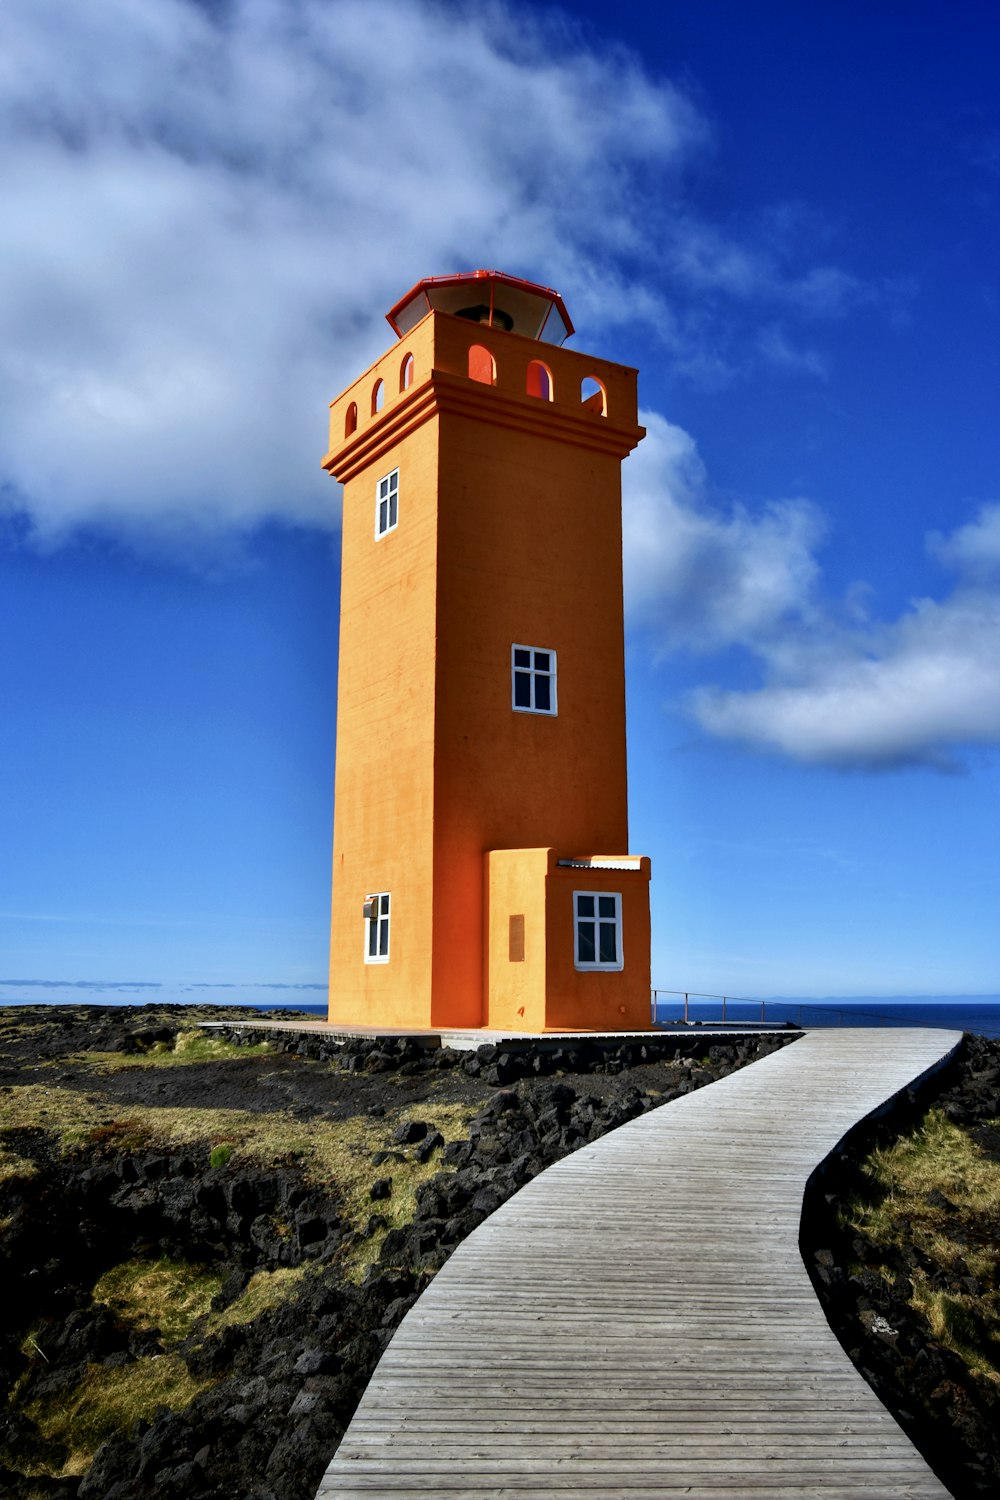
339, 1152, 451, 1283
0, 1087, 126, 1150
91, 1255, 311, 1341
910, 1288, 1000, 1378
0, 1037, 484, 1483
214, 1265, 310, 1328
1, 1068, 478, 1286
24, 1354, 213, 1478
65, 1027, 275, 1071
0, 1084, 477, 1281
327, 1099, 475, 1281
847, 1108, 1000, 1279
0, 1082, 475, 1189
0, 1016, 47, 1041
842, 1107, 1000, 1381
0, 1136, 38, 1185
92, 1258, 226, 1348
7, 1262, 311, 1483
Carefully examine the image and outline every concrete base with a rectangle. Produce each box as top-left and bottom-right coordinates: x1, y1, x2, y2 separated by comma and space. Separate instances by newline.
201, 1019, 798, 1053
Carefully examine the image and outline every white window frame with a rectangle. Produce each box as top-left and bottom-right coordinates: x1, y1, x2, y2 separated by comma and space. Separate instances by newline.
375, 469, 399, 540
511, 644, 557, 715
364, 892, 391, 963
573, 891, 623, 971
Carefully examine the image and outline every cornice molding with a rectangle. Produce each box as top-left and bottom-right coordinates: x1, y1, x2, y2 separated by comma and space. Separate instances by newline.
322, 372, 644, 484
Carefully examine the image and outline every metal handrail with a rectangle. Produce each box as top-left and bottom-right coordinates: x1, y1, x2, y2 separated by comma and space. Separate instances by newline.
649, 987, 963, 1032
651, 988, 764, 1025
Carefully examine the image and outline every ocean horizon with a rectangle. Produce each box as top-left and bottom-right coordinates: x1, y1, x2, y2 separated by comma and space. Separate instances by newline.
1, 982, 999, 1038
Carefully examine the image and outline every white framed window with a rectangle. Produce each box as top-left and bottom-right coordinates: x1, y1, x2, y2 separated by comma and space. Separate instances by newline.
512, 645, 557, 715
574, 891, 622, 971
375, 469, 399, 539
364, 892, 390, 963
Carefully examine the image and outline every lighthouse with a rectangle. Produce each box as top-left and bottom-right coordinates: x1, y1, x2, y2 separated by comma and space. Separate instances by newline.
322, 270, 650, 1032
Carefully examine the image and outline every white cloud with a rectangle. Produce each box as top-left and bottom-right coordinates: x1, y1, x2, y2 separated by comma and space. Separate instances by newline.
622, 411, 825, 651
0, 0, 873, 549
928, 501, 1000, 581
755, 325, 827, 378
687, 506, 1000, 770
621, 424, 1000, 771
659, 218, 865, 317
0, 0, 707, 546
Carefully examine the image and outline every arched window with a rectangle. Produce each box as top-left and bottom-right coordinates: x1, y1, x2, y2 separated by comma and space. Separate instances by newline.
580, 376, 607, 416
526, 360, 553, 401
468, 344, 496, 385
345, 401, 358, 437
372, 378, 385, 415
400, 353, 414, 392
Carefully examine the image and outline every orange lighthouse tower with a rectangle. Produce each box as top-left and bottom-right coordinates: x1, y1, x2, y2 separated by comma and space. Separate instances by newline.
322, 271, 650, 1032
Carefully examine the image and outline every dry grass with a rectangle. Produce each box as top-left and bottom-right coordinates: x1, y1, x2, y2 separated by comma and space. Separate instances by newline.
0, 1078, 477, 1284
64, 1026, 276, 1070
910, 1286, 1000, 1378
92, 1258, 226, 1347
294, 1097, 474, 1280
6, 1260, 314, 1484
850, 1109, 1000, 1278
843, 1107, 1000, 1380
0, 1137, 37, 1185
0, 1077, 477, 1289
214, 1265, 311, 1328
24, 1355, 213, 1478
0, 1085, 152, 1151
0, 1081, 474, 1184
90, 1255, 313, 1341
0, 1015, 48, 1042
0, 1036, 483, 1484
338, 1138, 461, 1283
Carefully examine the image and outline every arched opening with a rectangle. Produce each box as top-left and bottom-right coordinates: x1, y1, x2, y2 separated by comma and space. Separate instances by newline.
468, 344, 496, 385
372, 378, 385, 415
400, 353, 414, 392
580, 376, 607, 416
526, 360, 553, 401
345, 401, 358, 437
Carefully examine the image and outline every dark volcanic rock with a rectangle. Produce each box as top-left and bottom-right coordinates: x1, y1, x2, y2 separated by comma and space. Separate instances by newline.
801, 1031, 1000, 1500
0, 1006, 803, 1500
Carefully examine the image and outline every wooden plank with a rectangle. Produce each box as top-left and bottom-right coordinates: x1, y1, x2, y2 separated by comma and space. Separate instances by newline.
315, 1028, 960, 1499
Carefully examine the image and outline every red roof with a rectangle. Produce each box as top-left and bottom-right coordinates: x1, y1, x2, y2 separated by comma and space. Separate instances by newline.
386, 270, 574, 345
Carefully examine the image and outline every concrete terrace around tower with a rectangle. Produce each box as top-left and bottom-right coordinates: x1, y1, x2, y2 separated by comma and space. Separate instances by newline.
199, 1020, 797, 1052
317, 1026, 960, 1499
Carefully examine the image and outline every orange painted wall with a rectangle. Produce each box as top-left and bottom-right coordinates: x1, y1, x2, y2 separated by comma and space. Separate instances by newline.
429, 318, 641, 1026
327, 322, 440, 1026
485, 849, 651, 1032
485, 848, 550, 1032
323, 310, 647, 1030
544, 859, 652, 1031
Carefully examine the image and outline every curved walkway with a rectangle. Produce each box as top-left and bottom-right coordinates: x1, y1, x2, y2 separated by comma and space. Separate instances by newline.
318, 1028, 960, 1498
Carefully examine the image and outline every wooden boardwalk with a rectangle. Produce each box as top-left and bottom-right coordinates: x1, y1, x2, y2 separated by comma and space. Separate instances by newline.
317, 1027, 960, 1499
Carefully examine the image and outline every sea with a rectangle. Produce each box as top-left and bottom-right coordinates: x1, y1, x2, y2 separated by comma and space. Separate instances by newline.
649, 994, 1000, 1039
1, 981, 999, 1038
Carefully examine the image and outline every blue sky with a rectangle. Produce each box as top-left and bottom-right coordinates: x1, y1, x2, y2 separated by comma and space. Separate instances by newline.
1, 0, 998, 1003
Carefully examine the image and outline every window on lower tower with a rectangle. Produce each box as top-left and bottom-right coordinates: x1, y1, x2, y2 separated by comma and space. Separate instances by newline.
364, 892, 390, 963
375, 469, 398, 539
574, 892, 622, 970
512, 645, 557, 714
